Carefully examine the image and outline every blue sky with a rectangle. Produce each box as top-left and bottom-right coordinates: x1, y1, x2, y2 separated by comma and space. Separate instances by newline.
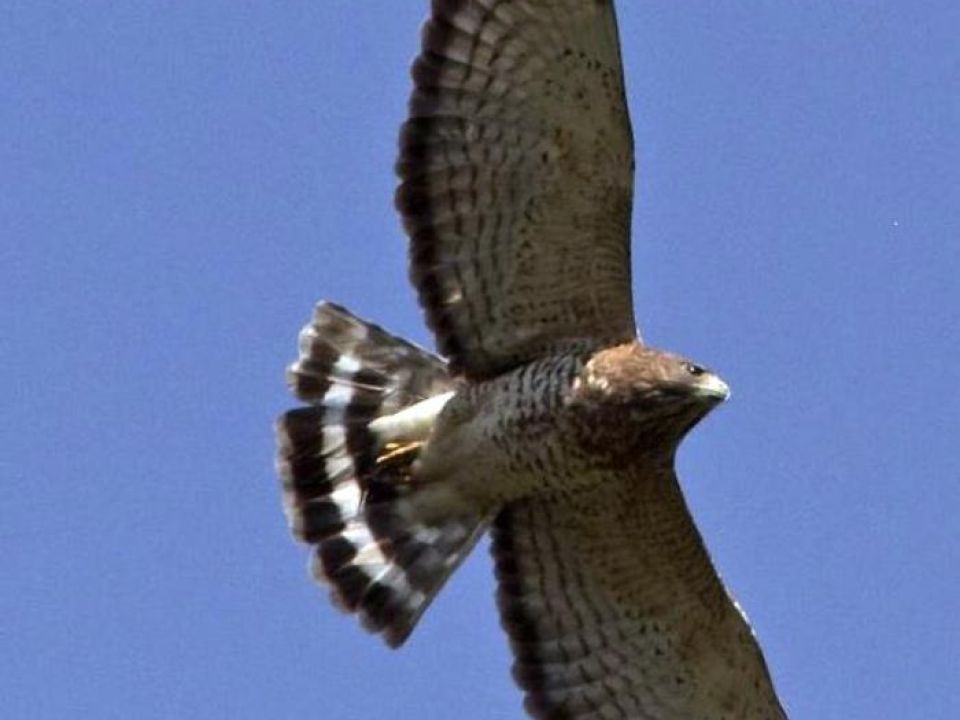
3, 3, 958, 718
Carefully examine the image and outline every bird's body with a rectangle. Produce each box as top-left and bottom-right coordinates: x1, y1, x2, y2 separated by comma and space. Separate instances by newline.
410, 345, 594, 516
276, 2, 788, 717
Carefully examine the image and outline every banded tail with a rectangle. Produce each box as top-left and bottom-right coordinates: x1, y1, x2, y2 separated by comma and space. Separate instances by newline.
276, 302, 487, 647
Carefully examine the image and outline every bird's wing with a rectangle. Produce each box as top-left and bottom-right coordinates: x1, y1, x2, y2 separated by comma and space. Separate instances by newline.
397, 0, 637, 379
492, 468, 787, 719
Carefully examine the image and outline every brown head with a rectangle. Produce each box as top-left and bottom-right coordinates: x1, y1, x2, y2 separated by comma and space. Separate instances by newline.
571, 341, 730, 463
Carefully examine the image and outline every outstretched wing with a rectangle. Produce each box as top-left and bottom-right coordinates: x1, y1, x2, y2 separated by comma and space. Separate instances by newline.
492, 469, 787, 720
397, 0, 636, 379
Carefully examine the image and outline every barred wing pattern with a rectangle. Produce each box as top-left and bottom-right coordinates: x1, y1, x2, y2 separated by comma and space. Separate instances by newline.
397, 0, 637, 379
493, 470, 787, 720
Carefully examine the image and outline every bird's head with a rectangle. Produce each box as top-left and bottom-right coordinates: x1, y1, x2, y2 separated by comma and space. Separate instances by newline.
571, 341, 729, 460
583, 342, 729, 404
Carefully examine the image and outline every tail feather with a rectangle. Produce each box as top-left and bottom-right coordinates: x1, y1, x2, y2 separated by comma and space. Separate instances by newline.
288, 300, 449, 407
276, 302, 487, 647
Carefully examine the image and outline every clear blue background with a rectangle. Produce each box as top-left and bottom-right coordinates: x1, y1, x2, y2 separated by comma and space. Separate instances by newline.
3, 3, 958, 718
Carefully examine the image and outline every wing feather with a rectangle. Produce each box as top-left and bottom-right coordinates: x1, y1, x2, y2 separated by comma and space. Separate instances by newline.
398, 0, 637, 379
492, 469, 788, 719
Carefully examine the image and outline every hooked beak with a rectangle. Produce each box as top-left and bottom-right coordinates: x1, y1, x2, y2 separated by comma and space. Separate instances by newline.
694, 373, 731, 402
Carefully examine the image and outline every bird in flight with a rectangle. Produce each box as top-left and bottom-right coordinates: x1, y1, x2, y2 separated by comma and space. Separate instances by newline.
276, 2, 788, 718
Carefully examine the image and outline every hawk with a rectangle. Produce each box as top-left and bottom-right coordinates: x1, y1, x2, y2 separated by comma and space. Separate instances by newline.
277, 2, 788, 718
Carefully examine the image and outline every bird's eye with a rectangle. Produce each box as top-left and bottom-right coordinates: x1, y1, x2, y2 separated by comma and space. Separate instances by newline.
684, 362, 705, 376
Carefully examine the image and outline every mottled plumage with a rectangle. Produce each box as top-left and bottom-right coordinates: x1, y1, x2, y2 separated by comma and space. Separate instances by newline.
397, 0, 636, 378
277, 1, 787, 718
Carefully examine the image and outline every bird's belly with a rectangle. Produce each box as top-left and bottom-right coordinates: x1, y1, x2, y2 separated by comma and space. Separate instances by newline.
410, 356, 606, 516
